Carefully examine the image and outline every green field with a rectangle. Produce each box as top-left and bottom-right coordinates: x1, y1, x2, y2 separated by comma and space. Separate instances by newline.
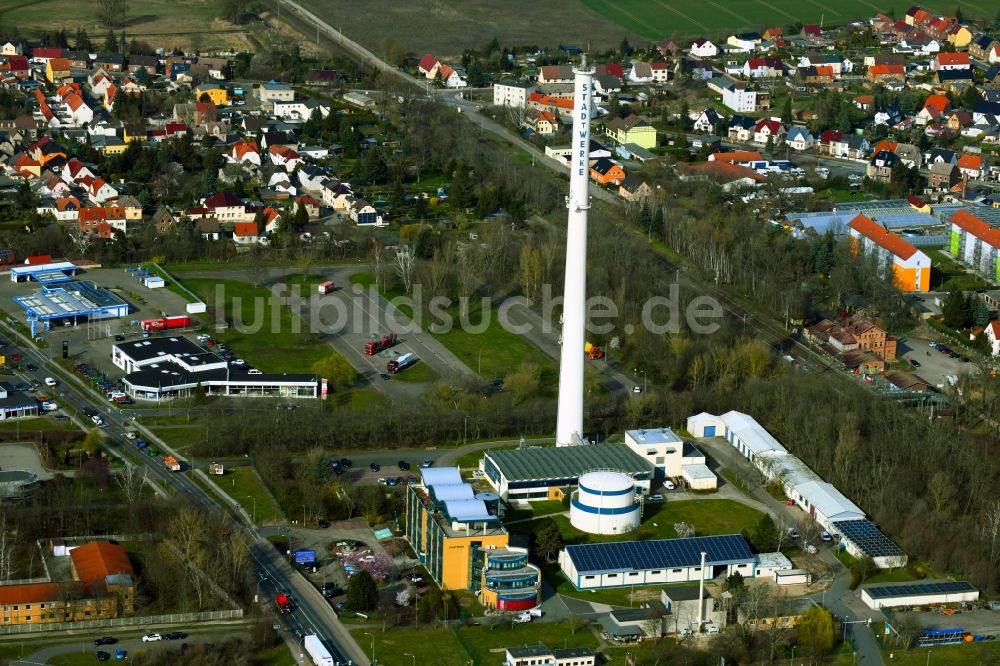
880, 642, 1000, 666
182, 278, 337, 374
208, 466, 284, 525
353, 621, 600, 666
579, 0, 987, 38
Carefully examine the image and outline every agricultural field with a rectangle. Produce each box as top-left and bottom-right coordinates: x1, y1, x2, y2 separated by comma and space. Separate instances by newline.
0, 0, 251, 51
296, 0, 637, 57
579, 0, 991, 39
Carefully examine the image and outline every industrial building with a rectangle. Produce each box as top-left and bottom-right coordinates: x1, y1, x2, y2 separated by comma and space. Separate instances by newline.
569, 471, 642, 535
860, 580, 978, 610
687, 411, 866, 530
14, 280, 129, 335
624, 428, 717, 489
481, 443, 653, 503
404, 467, 540, 610
0, 382, 40, 420
504, 645, 595, 666
112, 337, 319, 400
557, 534, 755, 590
8, 261, 79, 283
831, 520, 908, 569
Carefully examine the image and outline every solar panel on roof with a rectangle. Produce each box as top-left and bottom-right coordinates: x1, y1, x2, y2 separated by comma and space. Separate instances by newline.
865, 580, 976, 599
832, 520, 904, 558
566, 534, 753, 574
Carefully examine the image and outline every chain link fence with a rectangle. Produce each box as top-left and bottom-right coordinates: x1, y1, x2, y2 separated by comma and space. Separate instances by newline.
0, 609, 244, 635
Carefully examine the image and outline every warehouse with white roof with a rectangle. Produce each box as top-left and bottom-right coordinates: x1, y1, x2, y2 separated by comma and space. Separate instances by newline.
623, 427, 717, 490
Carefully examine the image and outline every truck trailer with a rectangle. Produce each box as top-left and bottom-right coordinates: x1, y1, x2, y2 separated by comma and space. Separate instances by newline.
364, 333, 398, 355
303, 635, 334, 666
163, 456, 181, 472
317, 280, 335, 294
141, 315, 193, 331
387, 352, 416, 374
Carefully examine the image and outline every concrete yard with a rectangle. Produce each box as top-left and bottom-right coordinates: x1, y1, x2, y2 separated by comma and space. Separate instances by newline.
0, 441, 54, 480
897, 337, 977, 389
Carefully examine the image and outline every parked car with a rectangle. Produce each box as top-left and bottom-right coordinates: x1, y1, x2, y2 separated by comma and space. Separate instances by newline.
663, 481, 676, 490
115, 648, 126, 660
114, 334, 125, 342
398, 460, 411, 471
26, 363, 37, 371
805, 544, 818, 554
44, 377, 57, 387
123, 431, 137, 440
94, 637, 117, 646
318, 519, 331, 529
340, 458, 353, 468
647, 494, 665, 502
787, 527, 800, 539
41, 401, 57, 412
142, 633, 162, 642
421, 459, 433, 468
820, 531, 832, 542
91, 415, 105, 426
163, 631, 186, 640
96, 651, 111, 661
370, 462, 380, 472
911, 359, 921, 367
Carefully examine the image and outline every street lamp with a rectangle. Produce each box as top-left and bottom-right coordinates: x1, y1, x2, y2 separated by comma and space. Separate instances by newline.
790, 645, 796, 666
404, 653, 415, 666
364, 632, 375, 665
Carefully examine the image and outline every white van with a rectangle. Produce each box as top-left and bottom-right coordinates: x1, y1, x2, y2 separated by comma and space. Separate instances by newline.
44, 377, 57, 387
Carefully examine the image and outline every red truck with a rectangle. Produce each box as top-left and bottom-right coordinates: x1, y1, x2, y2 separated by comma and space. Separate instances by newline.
276, 593, 292, 614
364, 333, 398, 356
141, 315, 193, 332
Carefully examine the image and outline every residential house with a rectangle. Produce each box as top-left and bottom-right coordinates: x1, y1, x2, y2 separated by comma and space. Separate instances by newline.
683, 161, 766, 192
196, 56, 228, 80
867, 64, 905, 83
589, 157, 626, 185
504, 645, 596, 666
259, 206, 282, 234
436, 63, 467, 88
294, 195, 321, 220
628, 62, 654, 83
618, 174, 651, 202
693, 108, 723, 134
297, 166, 327, 192
991, 45, 1000, 64
728, 32, 761, 52
227, 140, 260, 166
349, 199, 381, 226
269, 145, 304, 172
874, 105, 902, 126
194, 84, 228, 106
493, 82, 534, 108
537, 65, 573, 84
196, 219, 221, 240
722, 82, 769, 113
743, 57, 784, 78
847, 213, 930, 293
927, 161, 963, 190
79, 205, 127, 238
526, 92, 574, 121
867, 150, 901, 182
917, 94, 950, 125
233, 222, 260, 245
656, 39, 681, 57
801, 25, 823, 40
273, 98, 330, 121
936, 68, 972, 91
957, 153, 985, 180
204, 192, 255, 223
36, 195, 81, 221
926, 147, 957, 165
127, 55, 158, 75
727, 116, 757, 142
974, 101, 1000, 124
256, 82, 295, 103
116, 195, 142, 220
0, 54, 28, 79
604, 114, 656, 149
798, 65, 835, 84
690, 38, 718, 58
61, 158, 95, 185
752, 118, 785, 146
1, 42, 22, 56
932, 51, 970, 71
871, 140, 921, 168
84, 177, 119, 204
45, 58, 70, 84
417, 54, 440, 79
709, 150, 763, 165
829, 134, 870, 159
969, 34, 995, 60
524, 109, 558, 135
94, 53, 123, 72
785, 127, 814, 151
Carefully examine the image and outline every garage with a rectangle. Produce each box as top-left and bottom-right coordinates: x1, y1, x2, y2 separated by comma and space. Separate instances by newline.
703, 426, 716, 436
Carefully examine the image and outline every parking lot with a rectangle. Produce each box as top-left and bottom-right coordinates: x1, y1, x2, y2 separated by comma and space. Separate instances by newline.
897, 337, 978, 388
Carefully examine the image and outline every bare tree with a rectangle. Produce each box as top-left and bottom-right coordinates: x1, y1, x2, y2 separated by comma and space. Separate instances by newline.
393, 245, 416, 296
0, 515, 13, 582
114, 463, 148, 506
982, 499, 1000, 564
97, 0, 127, 27
370, 242, 388, 289
68, 229, 91, 257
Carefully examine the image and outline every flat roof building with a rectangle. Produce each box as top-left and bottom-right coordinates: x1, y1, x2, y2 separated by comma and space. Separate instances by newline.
504, 645, 596, 666
624, 427, 717, 489
832, 520, 907, 569
14, 280, 128, 335
112, 336, 318, 401
482, 444, 653, 503
405, 467, 540, 611
861, 580, 978, 610
558, 534, 755, 590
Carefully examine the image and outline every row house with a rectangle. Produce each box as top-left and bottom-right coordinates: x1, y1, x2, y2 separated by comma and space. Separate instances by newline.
950, 209, 1000, 281
867, 63, 905, 83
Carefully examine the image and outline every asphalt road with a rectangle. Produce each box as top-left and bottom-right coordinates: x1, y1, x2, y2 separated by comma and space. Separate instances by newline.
0, 321, 368, 666
9, 628, 249, 665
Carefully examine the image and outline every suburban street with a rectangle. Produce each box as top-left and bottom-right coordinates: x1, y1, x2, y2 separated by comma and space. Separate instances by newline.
7, 628, 250, 665
0, 320, 370, 666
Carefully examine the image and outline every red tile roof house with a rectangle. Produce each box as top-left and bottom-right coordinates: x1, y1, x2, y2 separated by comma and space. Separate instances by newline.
233, 222, 260, 245
417, 54, 440, 79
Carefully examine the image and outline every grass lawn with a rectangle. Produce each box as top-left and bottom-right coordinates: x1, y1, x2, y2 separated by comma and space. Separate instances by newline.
208, 466, 284, 525
431, 299, 554, 381
325, 386, 389, 410
457, 621, 599, 664
531, 500, 567, 517
256, 644, 298, 666
880, 642, 1000, 665
49, 654, 103, 666
150, 426, 204, 450
387, 357, 438, 383
182, 277, 337, 374
455, 444, 514, 470
925, 247, 992, 292
350, 626, 468, 666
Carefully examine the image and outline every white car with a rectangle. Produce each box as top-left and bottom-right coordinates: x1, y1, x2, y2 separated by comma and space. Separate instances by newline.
820, 531, 832, 542
514, 613, 532, 623
196, 335, 211, 342
663, 481, 675, 490
41, 402, 57, 412
91, 415, 105, 426
632, 385, 642, 393
44, 377, 57, 387
124, 431, 137, 440
141, 634, 161, 642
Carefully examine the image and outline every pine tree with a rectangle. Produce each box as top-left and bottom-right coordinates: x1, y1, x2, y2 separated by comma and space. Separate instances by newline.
974, 298, 991, 327
293, 202, 309, 228
346, 570, 378, 611
954, 5, 963, 23
781, 95, 793, 123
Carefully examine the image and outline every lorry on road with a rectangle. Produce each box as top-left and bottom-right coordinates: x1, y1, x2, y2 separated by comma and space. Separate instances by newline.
387, 352, 416, 375
317, 280, 336, 294
141, 315, 193, 332
163, 456, 181, 472
364, 333, 398, 355
303, 634, 333, 666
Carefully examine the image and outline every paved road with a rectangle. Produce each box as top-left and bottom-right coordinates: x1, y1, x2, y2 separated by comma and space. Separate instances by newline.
10, 628, 249, 665
0, 322, 369, 666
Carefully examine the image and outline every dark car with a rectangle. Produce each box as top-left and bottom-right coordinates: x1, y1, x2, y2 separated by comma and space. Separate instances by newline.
398, 460, 411, 471
94, 637, 117, 646
163, 631, 187, 640
14, 383, 29, 391
114, 334, 124, 341
318, 519, 331, 529
96, 651, 111, 661
949, 352, 960, 359
322, 582, 342, 598
421, 459, 433, 468
26, 363, 37, 371
380, 373, 390, 380
340, 458, 353, 468
370, 462, 380, 472
332, 465, 344, 475
911, 359, 921, 367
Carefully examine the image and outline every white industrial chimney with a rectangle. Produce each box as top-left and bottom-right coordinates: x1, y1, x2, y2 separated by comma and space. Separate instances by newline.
555, 55, 594, 447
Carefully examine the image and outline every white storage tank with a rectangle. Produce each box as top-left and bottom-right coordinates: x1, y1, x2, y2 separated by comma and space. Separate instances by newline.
570, 471, 642, 535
